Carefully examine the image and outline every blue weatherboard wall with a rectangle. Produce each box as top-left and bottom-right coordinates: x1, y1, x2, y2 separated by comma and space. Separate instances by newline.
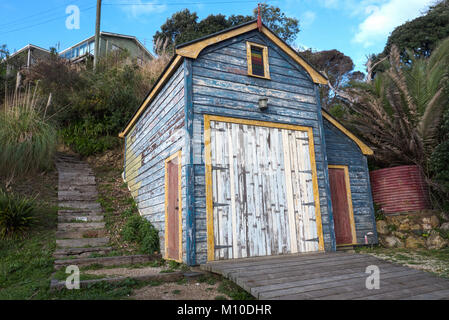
190, 30, 336, 264
323, 119, 378, 244
123, 28, 377, 266
124, 62, 188, 261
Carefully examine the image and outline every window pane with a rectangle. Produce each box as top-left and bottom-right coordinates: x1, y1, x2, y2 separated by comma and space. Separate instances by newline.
89, 41, 95, 54
80, 43, 87, 55
251, 46, 264, 77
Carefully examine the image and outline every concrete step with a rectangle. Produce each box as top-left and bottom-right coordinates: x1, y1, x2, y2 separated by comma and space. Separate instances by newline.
58, 185, 98, 193
58, 177, 96, 185
58, 191, 98, 201
56, 229, 106, 239
54, 254, 161, 270
58, 201, 102, 211
53, 246, 113, 259
50, 271, 184, 290
56, 237, 109, 248
58, 222, 105, 231
58, 207, 103, 215
58, 214, 104, 223
336, 245, 355, 253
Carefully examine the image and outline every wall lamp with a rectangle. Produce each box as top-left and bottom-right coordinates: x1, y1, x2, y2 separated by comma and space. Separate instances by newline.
258, 97, 268, 111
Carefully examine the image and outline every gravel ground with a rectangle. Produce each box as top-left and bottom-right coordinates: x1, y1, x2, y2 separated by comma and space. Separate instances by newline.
359, 248, 449, 278
131, 281, 227, 300
84, 266, 165, 277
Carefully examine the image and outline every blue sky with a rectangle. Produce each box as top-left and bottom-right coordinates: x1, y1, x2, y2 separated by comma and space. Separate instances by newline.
0, 0, 434, 72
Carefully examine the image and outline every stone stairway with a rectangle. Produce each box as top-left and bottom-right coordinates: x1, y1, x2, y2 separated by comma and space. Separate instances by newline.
51, 154, 193, 290
54, 154, 112, 260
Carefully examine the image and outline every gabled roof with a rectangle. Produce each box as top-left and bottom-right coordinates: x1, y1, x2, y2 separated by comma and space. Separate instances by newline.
119, 21, 328, 138
321, 110, 373, 155
9, 44, 51, 58
176, 20, 327, 84
59, 31, 153, 58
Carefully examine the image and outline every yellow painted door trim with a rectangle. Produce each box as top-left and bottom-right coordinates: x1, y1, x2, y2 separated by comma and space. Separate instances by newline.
328, 164, 357, 246
204, 115, 325, 261
164, 150, 183, 262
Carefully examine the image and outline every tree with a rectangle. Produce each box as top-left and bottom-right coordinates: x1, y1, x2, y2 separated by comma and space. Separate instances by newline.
153, 5, 300, 49
153, 9, 199, 49
300, 49, 360, 109
383, 0, 449, 59
338, 40, 449, 171
255, 3, 299, 44
0, 45, 11, 105
197, 14, 232, 38
227, 14, 254, 27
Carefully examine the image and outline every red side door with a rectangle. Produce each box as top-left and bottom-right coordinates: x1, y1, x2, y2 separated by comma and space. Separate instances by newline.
329, 167, 354, 245
166, 158, 180, 260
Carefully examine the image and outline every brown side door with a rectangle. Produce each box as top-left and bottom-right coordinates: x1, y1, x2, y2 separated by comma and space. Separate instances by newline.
166, 157, 180, 260
328, 167, 354, 245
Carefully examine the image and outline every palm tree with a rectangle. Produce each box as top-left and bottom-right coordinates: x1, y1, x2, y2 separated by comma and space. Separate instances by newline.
336, 39, 449, 172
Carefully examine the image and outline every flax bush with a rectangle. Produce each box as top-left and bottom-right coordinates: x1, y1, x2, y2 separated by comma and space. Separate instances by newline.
0, 190, 36, 239
0, 85, 57, 185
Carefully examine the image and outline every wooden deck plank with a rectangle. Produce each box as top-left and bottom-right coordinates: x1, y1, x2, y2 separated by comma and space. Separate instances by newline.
226, 256, 405, 282
245, 261, 407, 289
405, 289, 449, 300
204, 251, 344, 269
207, 253, 378, 275
233, 260, 402, 289
202, 252, 449, 300
257, 268, 422, 299
307, 273, 444, 300
360, 282, 449, 300
312, 274, 437, 300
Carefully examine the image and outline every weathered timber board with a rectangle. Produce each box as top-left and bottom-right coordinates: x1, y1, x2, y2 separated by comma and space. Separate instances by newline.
202, 252, 449, 300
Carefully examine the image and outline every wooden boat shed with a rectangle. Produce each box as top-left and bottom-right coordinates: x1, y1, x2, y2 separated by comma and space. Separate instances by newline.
119, 20, 378, 265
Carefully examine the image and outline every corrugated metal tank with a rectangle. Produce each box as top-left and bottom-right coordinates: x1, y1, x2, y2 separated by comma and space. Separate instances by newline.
370, 165, 431, 214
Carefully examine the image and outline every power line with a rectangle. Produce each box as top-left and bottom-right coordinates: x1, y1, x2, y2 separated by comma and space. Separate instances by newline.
103, 0, 270, 6
0, 0, 83, 28
0, 0, 275, 37
0, 5, 96, 36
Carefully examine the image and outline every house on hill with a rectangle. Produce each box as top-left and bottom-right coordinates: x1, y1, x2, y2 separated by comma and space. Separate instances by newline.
119, 20, 378, 266
59, 31, 153, 65
6, 44, 52, 75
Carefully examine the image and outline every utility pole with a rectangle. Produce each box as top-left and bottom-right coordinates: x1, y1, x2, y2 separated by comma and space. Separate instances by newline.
93, 0, 102, 70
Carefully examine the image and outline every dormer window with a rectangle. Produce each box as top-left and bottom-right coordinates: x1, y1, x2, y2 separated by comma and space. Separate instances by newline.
246, 42, 270, 79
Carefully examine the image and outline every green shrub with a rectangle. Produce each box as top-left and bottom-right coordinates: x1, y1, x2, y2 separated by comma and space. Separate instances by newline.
0, 191, 36, 239
121, 215, 159, 254
430, 108, 449, 211
0, 86, 57, 181
60, 117, 119, 157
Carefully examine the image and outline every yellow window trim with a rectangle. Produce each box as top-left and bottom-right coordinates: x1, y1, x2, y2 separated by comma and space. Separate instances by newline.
164, 150, 183, 263
328, 165, 357, 245
204, 115, 325, 262
322, 111, 373, 156
246, 41, 270, 80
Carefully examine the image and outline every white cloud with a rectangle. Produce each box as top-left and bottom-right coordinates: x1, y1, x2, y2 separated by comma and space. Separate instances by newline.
353, 0, 434, 47
121, 0, 167, 19
301, 11, 316, 29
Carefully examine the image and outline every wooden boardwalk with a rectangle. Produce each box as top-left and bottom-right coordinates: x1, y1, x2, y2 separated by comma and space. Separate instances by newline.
201, 252, 449, 300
